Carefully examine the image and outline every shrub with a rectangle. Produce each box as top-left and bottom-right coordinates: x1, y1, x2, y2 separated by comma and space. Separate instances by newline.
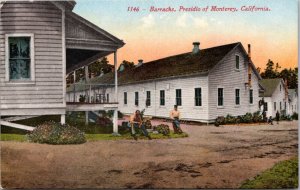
225, 114, 236, 124
27, 121, 86, 145
215, 116, 225, 126
292, 112, 298, 120
153, 124, 170, 136
240, 113, 253, 123
252, 111, 263, 123
143, 119, 152, 129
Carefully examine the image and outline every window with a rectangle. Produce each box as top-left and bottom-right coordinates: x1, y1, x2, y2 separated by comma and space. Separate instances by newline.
249, 89, 253, 104
280, 85, 282, 91
146, 91, 151, 106
218, 88, 223, 106
106, 94, 109, 103
124, 92, 127, 105
160, 90, 165, 106
135, 92, 139, 106
235, 89, 240, 105
274, 102, 276, 111
284, 102, 286, 110
264, 102, 268, 111
6, 34, 34, 81
280, 102, 282, 110
235, 55, 240, 69
175, 89, 182, 106
195, 88, 202, 106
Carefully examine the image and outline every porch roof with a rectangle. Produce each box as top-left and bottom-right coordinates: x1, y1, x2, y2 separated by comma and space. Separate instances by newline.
65, 11, 124, 74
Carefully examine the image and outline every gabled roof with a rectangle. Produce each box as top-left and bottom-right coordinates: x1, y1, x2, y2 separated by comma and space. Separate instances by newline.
259, 78, 283, 97
85, 42, 242, 86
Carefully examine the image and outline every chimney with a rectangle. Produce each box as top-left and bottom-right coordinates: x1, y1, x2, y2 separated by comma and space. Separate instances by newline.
248, 44, 251, 59
192, 42, 200, 54
137, 59, 143, 67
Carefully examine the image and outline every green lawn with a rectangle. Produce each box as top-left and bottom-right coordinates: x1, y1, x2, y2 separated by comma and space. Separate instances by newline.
0, 134, 28, 142
1, 132, 188, 142
1, 114, 188, 142
240, 157, 298, 189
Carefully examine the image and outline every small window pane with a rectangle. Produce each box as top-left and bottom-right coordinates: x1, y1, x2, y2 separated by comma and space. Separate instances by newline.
160, 90, 165, 106
218, 88, 223, 106
235, 55, 239, 69
8, 37, 31, 80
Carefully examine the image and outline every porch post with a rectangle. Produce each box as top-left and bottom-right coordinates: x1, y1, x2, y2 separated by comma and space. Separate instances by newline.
85, 66, 89, 125
114, 50, 118, 102
61, 114, 65, 125
112, 51, 119, 135
113, 109, 118, 134
73, 70, 76, 83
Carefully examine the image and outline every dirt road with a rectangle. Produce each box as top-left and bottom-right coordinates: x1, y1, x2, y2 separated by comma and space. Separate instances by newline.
1, 121, 298, 188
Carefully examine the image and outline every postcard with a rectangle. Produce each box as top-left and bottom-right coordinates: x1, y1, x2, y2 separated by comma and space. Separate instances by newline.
0, 0, 298, 189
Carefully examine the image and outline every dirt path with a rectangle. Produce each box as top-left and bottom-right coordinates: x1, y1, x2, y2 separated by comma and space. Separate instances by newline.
1, 121, 298, 188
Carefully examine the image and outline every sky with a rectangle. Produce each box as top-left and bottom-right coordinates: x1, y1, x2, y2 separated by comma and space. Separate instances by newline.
74, 0, 298, 70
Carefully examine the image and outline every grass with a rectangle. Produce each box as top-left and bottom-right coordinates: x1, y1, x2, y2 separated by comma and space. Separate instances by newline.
240, 157, 298, 189
0, 134, 28, 142
86, 131, 188, 141
1, 113, 188, 142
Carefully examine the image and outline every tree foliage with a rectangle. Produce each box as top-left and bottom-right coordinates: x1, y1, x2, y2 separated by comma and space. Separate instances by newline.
66, 57, 114, 85
260, 59, 298, 89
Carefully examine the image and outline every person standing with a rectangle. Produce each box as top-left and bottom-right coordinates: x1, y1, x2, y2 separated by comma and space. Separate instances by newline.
170, 105, 183, 134
276, 111, 280, 124
129, 110, 152, 140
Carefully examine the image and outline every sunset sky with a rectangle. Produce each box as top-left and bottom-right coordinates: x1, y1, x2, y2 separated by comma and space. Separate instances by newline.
74, 0, 298, 70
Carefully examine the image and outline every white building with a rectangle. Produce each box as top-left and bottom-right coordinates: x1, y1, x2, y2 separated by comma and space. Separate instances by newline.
259, 78, 289, 118
67, 42, 264, 123
0, 1, 124, 132
288, 89, 298, 114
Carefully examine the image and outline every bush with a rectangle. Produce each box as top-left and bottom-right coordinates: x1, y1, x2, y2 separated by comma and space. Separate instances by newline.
225, 114, 236, 124
143, 119, 152, 129
292, 112, 298, 120
27, 121, 86, 145
240, 113, 253, 123
215, 116, 225, 126
252, 111, 263, 123
153, 124, 170, 136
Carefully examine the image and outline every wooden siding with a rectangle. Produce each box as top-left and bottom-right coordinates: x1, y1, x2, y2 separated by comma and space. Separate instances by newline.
0, 2, 64, 109
266, 81, 288, 117
67, 75, 210, 122
208, 46, 261, 120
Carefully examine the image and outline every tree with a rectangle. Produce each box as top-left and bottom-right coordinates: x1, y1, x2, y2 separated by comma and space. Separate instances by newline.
260, 59, 298, 89
261, 59, 277, 79
88, 57, 114, 78
118, 60, 135, 71
66, 57, 114, 85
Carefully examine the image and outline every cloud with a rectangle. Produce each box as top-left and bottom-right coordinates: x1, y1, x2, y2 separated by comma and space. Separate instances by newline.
176, 14, 208, 28
141, 14, 155, 28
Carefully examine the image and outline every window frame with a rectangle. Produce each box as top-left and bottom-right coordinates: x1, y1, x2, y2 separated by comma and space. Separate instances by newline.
175, 89, 182, 106
146, 90, 151, 107
160, 90, 165, 106
218, 88, 224, 107
5, 33, 35, 83
195, 88, 202, 107
123, 92, 127, 105
249, 89, 253, 104
134, 91, 139, 106
235, 89, 240, 105
235, 55, 240, 70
